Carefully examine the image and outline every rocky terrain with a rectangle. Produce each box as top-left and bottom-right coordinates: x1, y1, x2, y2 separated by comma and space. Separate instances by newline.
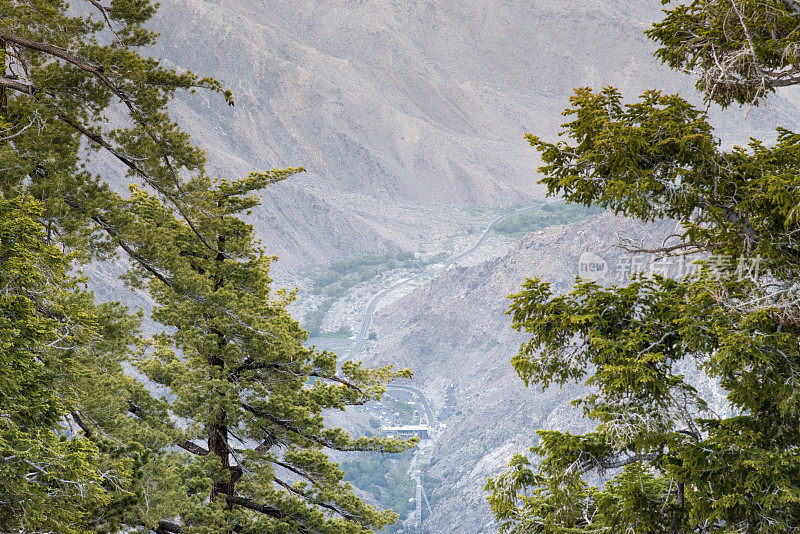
364, 213, 680, 532
144, 0, 800, 283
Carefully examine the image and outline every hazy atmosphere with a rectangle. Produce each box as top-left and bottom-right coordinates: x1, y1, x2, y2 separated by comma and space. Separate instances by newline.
4, 1, 800, 533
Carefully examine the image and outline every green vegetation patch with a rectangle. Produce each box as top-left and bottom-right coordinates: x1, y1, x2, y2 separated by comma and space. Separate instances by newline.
494, 203, 604, 238
304, 252, 423, 336
312, 252, 423, 296
340, 450, 416, 531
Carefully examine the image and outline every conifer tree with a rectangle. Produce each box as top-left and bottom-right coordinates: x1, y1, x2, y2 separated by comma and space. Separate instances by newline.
1, 109, 174, 532
0, 0, 231, 255
1, 1, 416, 531
0, 193, 107, 533
0, 194, 167, 533
487, 1, 800, 532
113, 171, 413, 533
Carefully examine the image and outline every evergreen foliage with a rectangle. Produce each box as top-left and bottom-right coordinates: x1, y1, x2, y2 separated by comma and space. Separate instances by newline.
1, 1, 415, 531
340, 450, 416, 526
648, 0, 800, 107
0, 194, 108, 533
487, 1, 800, 532
0, 195, 160, 533
122, 173, 415, 532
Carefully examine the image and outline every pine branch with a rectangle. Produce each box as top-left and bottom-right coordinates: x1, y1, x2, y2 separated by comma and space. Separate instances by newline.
705, 200, 760, 245
273, 477, 358, 522
0, 32, 226, 257
70, 412, 93, 438
596, 451, 661, 470
0, 75, 34, 95
241, 402, 377, 451
224, 494, 312, 533
177, 441, 209, 456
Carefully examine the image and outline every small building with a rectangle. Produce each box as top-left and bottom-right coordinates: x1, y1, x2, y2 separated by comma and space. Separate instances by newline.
380, 425, 431, 439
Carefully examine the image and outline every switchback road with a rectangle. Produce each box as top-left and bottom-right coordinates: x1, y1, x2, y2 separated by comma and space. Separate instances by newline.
385, 385, 434, 428
346, 204, 544, 360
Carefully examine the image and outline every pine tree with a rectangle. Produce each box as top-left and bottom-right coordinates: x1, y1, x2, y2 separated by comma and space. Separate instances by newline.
486, 1, 800, 532
1, 1, 416, 531
114, 172, 414, 533
0, 194, 163, 533
1, 109, 174, 532
0, 193, 105, 532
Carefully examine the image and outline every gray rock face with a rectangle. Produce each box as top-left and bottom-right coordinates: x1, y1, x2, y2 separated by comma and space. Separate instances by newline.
366, 213, 677, 532
144, 0, 799, 280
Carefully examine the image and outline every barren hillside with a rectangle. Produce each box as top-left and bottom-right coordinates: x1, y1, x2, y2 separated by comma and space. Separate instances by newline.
364, 213, 677, 531
144, 0, 800, 280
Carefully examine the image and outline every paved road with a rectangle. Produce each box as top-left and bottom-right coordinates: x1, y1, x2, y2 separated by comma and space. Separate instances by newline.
346, 203, 558, 439
346, 204, 544, 360
441, 205, 545, 267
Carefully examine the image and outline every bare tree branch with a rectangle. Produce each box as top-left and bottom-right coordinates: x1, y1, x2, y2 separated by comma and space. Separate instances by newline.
177, 441, 209, 456
617, 239, 708, 257
0, 75, 34, 95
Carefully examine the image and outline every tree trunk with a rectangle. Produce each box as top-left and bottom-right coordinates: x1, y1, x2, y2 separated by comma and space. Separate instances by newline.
208, 233, 237, 507
671, 480, 685, 533
208, 417, 231, 501
1, 38, 7, 112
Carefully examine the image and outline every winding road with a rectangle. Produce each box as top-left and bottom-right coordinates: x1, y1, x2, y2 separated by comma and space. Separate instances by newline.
347, 204, 550, 525
385, 385, 435, 428
346, 204, 543, 360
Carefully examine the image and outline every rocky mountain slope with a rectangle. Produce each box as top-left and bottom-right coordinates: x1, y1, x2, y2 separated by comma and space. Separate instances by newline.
144, 0, 800, 281
87, 1, 800, 530
363, 213, 684, 532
